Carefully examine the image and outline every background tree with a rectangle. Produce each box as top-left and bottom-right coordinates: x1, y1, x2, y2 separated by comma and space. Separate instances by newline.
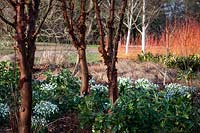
93, 0, 127, 104
134, 0, 161, 53
0, 0, 53, 132
117, 0, 161, 54
123, 0, 141, 54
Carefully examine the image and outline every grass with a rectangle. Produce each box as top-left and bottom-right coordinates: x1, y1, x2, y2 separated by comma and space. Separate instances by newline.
0, 43, 100, 63
67, 52, 101, 64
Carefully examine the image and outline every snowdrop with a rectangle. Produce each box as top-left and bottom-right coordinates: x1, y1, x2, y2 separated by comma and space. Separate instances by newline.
118, 77, 133, 89
40, 83, 57, 91
164, 83, 196, 99
135, 78, 158, 90
0, 103, 9, 120
32, 101, 59, 126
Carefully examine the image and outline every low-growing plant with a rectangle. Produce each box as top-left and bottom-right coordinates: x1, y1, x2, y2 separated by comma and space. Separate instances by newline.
0, 61, 19, 104
78, 79, 110, 129
138, 53, 200, 86
138, 53, 200, 72
0, 61, 19, 128
90, 78, 199, 132
0, 103, 9, 124
0, 61, 199, 132
32, 101, 59, 133
32, 69, 81, 131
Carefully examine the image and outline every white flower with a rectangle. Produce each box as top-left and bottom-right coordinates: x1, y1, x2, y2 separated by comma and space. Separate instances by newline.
164, 83, 196, 99
118, 77, 133, 88
32, 116, 47, 126
32, 101, 59, 126
91, 84, 108, 92
135, 78, 158, 90
34, 101, 59, 117
0, 103, 9, 119
40, 83, 57, 91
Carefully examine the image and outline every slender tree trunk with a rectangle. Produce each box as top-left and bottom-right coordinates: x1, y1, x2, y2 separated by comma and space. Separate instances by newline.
93, 0, 127, 104
78, 48, 89, 96
0, 0, 51, 132
107, 65, 118, 104
18, 75, 32, 133
15, 37, 33, 133
15, 2, 32, 132
125, 28, 131, 54
61, 0, 90, 96
142, 26, 146, 53
72, 53, 80, 76
141, 0, 146, 53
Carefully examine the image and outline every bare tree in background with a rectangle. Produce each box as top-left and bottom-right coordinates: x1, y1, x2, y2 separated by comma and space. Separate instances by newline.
60, 0, 90, 96
124, 0, 141, 54
0, 0, 53, 132
118, 0, 160, 54
93, 0, 127, 104
134, 0, 160, 53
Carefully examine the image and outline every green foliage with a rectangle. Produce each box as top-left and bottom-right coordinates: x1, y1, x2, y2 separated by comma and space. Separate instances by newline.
0, 103, 9, 124
78, 79, 110, 129
32, 69, 81, 130
0, 61, 199, 132
90, 78, 199, 132
0, 61, 19, 125
0, 61, 19, 103
138, 53, 200, 72
138, 53, 200, 85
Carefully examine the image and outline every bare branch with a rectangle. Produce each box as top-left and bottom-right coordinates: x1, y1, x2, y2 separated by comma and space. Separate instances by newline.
134, 22, 142, 34
112, 0, 127, 65
6, 0, 16, 8
0, 14, 15, 28
61, 0, 80, 48
86, 0, 94, 14
34, 0, 54, 37
93, 0, 108, 61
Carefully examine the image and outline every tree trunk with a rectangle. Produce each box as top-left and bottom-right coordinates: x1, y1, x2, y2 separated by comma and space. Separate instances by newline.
125, 28, 131, 54
141, 0, 146, 53
142, 25, 146, 53
107, 65, 118, 105
18, 76, 32, 133
78, 48, 89, 96
16, 44, 33, 133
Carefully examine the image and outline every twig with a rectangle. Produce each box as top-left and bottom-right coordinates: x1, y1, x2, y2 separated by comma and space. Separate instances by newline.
34, 0, 54, 37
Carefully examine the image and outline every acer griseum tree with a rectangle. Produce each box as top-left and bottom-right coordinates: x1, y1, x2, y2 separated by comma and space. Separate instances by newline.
60, 0, 92, 96
93, 0, 127, 104
0, 0, 53, 132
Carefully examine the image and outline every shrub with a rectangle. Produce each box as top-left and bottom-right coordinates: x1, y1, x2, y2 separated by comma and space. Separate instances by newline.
138, 53, 200, 73
32, 69, 81, 131
32, 101, 59, 132
0, 61, 19, 126
0, 61, 199, 132
0, 61, 19, 104
33, 69, 81, 113
91, 78, 199, 132
78, 79, 110, 129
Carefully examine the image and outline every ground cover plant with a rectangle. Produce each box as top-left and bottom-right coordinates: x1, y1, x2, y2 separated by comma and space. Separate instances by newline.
0, 61, 199, 132
138, 53, 200, 86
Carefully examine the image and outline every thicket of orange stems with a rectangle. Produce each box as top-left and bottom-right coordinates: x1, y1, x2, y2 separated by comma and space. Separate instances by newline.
119, 19, 200, 58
